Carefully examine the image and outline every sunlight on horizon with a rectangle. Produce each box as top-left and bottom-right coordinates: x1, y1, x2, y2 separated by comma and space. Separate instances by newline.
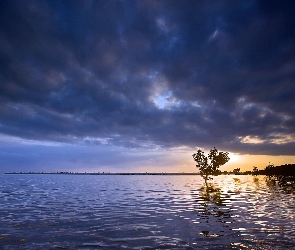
222, 154, 295, 172
228, 152, 241, 163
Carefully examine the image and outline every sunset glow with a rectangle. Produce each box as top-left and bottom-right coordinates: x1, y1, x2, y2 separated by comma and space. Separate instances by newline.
228, 153, 241, 163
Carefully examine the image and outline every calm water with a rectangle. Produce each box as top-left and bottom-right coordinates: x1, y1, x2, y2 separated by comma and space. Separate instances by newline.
0, 174, 294, 249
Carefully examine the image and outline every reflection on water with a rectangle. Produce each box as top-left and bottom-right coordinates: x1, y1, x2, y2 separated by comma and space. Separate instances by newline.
0, 174, 294, 249
265, 175, 295, 194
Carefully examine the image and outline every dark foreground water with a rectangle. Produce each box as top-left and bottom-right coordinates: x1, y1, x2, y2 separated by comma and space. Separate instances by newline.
0, 174, 294, 250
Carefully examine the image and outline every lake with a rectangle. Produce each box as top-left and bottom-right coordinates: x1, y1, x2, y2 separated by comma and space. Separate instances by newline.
0, 174, 294, 249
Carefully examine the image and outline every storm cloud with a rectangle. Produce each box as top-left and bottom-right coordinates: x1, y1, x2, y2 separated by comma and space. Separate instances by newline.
1, 0, 295, 158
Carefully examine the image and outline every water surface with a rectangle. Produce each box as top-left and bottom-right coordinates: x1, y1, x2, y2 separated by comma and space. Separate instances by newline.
0, 174, 294, 249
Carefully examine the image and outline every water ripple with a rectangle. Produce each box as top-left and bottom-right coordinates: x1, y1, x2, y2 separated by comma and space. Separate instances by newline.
0, 174, 294, 249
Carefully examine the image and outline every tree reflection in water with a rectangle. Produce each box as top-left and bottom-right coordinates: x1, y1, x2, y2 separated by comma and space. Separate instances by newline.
188, 176, 295, 247
199, 183, 225, 207
191, 182, 232, 238
265, 175, 295, 194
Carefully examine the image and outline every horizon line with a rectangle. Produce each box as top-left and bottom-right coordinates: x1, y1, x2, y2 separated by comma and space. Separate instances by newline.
4, 172, 200, 175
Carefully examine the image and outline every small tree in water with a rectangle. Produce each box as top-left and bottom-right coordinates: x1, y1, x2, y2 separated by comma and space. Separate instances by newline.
192, 147, 230, 185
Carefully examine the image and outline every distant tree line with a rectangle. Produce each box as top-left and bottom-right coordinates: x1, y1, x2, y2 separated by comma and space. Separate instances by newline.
193, 148, 295, 185
220, 163, 295, 176
252, 163, 295, 176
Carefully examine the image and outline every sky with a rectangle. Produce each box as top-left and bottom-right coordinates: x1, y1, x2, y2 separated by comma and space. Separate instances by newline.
1, 0, 295, 173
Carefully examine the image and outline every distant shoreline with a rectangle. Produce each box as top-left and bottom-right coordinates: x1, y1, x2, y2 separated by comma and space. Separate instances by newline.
4, 172, 200, 176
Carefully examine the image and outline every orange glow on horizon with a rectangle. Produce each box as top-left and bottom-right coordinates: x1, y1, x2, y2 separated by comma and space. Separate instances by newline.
219, 154, 295, 172
156, 152, 295, 173
87, 151, 295, 174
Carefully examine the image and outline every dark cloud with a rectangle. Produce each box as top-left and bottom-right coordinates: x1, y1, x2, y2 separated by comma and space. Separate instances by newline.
0, 0, 295, 157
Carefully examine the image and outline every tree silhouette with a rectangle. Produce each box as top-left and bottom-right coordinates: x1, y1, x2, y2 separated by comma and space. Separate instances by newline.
192, 147, 230, 185
252, 166, 259, 175
264, 162, 275, 175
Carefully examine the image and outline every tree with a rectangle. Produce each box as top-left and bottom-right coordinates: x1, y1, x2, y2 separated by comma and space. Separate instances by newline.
252, 166, 259, 175
233, 168, 240, 175
264, 162, 275, 175
192, 147, 230, 185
